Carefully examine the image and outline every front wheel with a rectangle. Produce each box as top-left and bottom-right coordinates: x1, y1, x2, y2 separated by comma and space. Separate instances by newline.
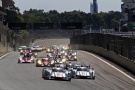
68, 78, 71, 81
18, 60, 20, 63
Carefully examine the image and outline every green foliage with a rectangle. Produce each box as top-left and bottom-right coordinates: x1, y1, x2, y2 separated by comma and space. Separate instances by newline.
2, 0, 15, 8
4, 3, 122, 29
18, 30, 30, 39
21, 9, 121, 29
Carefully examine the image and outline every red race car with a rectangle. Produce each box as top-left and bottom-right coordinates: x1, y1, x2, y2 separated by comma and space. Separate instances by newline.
18, 53, 35, 63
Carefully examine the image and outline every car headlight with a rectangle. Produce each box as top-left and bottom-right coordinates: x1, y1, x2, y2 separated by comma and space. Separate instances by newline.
20, 50, 23, 53
74, 56, 77, 59
19, 58, 22, 60
62, 59, 66, 62
47, 49, 50, 51
35, 53, 37, 55
65, 53, 67, 55
51, 60, 54, 64
37, 60, 42, 64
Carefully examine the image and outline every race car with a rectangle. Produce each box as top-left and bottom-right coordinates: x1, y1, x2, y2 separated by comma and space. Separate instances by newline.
46, 47, 53, 53
31, 45, 42, 52
28, 50, 38, 57
66, 53, 77, 61
54, 55, 67, 64
42, 46, 46, 50
18, 46, 27, 52
18, 53, 35, 63
72, 66, 95, 79
20, 49, 27, 55
42, 66, 72, 81
51, 45, 59, 50
36, 57, 55, 67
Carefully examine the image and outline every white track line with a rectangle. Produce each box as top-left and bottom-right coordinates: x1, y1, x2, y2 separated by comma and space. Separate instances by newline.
0, 52, 12, 60
82, 51, 135, 82
32, 40, 40, 46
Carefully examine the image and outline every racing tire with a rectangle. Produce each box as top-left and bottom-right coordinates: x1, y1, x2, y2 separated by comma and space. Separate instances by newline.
92, 76, 95, 80
18, 60, 21, 64
45, 75, 51, 80
42, 71, 45, 78
65, 77, 71, 81
76, 75, 80, 79
36, 63, 39, 67
67, 78, 71, 81
31, 60, 35, 63
90, 72, 95, 80
73, 75, 77, 78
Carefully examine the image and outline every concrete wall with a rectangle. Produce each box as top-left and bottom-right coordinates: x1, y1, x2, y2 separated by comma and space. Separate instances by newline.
69, 44, 135, 74
0, 33, 13, 53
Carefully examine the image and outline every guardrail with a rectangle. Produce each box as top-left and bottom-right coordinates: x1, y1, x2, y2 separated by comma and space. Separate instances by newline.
70, 33, 135, 74
70, 33, 135, 61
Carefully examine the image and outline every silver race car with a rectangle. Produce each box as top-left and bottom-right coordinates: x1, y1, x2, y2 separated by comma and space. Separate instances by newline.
73, 66, 95, 79
42, 66, 72, 81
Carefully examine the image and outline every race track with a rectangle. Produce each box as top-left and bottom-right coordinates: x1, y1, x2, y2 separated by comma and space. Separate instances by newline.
0, 39, 135, 90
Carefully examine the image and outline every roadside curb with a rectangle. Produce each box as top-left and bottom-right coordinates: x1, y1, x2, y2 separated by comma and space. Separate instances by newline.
0, 52, 13, 60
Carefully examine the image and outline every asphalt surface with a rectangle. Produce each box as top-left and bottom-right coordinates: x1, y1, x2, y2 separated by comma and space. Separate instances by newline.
0, 39, 135, 90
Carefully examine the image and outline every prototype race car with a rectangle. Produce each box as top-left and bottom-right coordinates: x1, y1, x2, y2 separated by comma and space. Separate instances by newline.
72, 66, 95, 79
54, 55, 67, 64
18, 53, 35, 63
31, 46, 42, 52
46, 47, 53, 53
42, 66, 72, 81
20, 49, 27, 55
28, 50, 38, 57
36, 58, 55, 67
66, 53, 77, 61
18, 46, 27, 52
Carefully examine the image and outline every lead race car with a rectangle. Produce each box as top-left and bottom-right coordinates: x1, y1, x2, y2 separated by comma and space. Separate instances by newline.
42, 66, 72, 81
18, 53, 35, 63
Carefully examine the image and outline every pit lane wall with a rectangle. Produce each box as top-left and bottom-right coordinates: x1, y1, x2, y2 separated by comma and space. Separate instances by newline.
69, 33, 135, 74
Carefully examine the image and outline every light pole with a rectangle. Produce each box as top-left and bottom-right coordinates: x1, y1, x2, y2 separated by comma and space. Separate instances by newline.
119, 19, 121, 32
89, 25, 92, 33
105, 24, 107, 34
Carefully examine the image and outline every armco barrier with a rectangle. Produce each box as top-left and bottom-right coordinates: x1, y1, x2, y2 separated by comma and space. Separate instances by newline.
69, 44, 135, 74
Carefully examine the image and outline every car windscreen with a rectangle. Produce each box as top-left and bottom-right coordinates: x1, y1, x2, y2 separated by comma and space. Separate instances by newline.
77, 68, 88, 71
20, 46, 26, 48
52, 69, 64, 72
33, 46, 40, 48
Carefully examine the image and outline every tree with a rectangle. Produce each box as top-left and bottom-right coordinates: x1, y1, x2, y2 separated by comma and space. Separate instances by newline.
21, 9, 121, 29
18, 30, 30, 40
2, 0, 15, 8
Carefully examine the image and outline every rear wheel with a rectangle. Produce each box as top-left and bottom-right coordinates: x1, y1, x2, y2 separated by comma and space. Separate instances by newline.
92, 76, 95, 80
42, 70, 45, 78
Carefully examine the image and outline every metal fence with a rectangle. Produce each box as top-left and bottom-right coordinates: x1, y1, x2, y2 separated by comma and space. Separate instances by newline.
70, 33, 135, 61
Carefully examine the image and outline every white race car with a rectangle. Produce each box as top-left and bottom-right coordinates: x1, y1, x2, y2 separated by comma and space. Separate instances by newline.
73, 66, 95, 79
18, 46, 27, 52
42, 66, 72, 81
31, 46, 42, 52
